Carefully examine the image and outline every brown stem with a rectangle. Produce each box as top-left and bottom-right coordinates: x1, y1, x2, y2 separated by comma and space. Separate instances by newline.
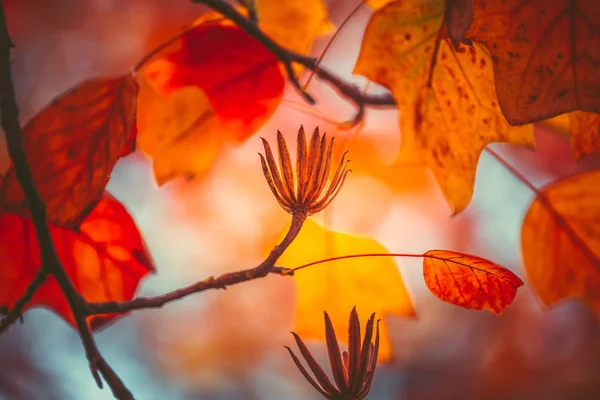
192, 0, 396, 110
0, 3, 132, 399
86, 213, 306, 315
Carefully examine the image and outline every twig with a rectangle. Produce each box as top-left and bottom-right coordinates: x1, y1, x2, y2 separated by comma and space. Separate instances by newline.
192, 0, 396, 111
0, 3, 133, 399
86, 214, 305, 315
0, 269, 47, 333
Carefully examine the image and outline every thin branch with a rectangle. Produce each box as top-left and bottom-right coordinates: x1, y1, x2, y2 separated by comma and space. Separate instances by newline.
86, 214, 305, 315
0, 3, 132, 399
0, 269, 47, 332
192, 0, 396, 110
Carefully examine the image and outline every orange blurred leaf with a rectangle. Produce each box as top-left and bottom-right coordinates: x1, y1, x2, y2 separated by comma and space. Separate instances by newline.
276, 219, 415, 361
568, 111, 600, 159
468, 0, 600, 124
423, 250, 523, 314
538, 111, 600, 158
521, 170, 600, 315
0, 75, 138, 228
0, 191, 155, 329
144, 24, 284, 144
136, 78, 223, 185
354, 0, 534, 214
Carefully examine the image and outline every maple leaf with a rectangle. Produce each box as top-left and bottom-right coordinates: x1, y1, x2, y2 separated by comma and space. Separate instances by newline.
0, 75, 138, 228
0, 191, 155, 329
144, 24, 285, 144
521, 170, 600, 316
275, 219, 415, 361
467, 0, 600, 124
136, 78, 223, 184
423, 250, 523, 314
354, 0, 534, 214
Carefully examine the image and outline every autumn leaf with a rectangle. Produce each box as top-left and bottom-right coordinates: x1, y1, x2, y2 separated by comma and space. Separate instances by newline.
423, 250, 523, 314
521, 170, 600, 316
354, 0, 534, 214
568, 111, 600, 158
467, 0, 600, 124
0, 75, 138, 228
538, 111, 600, 158
253, 0, 331, 60
0, 192, 155, 329
539, 113, 571, 133
276, 219, 415, 361
144, 24, 284, 144
136, 78, 223, 185
445, 0, 474, 49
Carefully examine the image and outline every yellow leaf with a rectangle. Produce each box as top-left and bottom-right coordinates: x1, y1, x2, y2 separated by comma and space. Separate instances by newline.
353, 0, 534, 214
276, 219, 415, 361
136, 77, 222, 185
521, 170, 600, 316
366, 0, 394, 10
256, 0, 331, 57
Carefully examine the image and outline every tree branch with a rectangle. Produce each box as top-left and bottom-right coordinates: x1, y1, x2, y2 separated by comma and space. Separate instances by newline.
86, 213, 305, 315
192, 0, 396, 114
0, 269, 47, 333
0, 2, 132, 399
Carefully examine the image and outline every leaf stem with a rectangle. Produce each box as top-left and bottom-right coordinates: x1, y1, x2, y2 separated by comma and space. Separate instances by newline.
484, 147, 540, 195
302, 0, 367, 91
133, 24, 201, 72
290, 252, 424, 273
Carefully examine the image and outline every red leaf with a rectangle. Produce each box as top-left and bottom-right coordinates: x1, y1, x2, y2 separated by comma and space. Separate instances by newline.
0, 192, 155, 329
144, 24, 285, 143
423, 250, 524, 314
0, 75, 139, 229
121, 122, 138, 157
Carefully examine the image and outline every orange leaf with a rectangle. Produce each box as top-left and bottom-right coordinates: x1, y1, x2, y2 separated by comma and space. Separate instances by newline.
136, 78, 223, 185
521, 170, 600, 315
0, 75, 138, 229
144, 24, 284, 144
468, 0, 600, 124
568, 111, 600, 159
275, 219, 415, 361
423, 250, 524, 314
538, 111, 600, 158
0, 192, 155, 329
353, 0, 534, 214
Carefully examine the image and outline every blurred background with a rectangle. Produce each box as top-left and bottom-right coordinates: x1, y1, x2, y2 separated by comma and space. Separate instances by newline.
0, 0, 599, 399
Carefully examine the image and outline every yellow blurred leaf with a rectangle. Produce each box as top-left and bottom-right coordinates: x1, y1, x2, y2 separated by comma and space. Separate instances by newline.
277, 219, 415, 361
353, 0, 534, 214
136, 77, 222, 185
256, 0, 331, 57
521, 170, 600, 316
